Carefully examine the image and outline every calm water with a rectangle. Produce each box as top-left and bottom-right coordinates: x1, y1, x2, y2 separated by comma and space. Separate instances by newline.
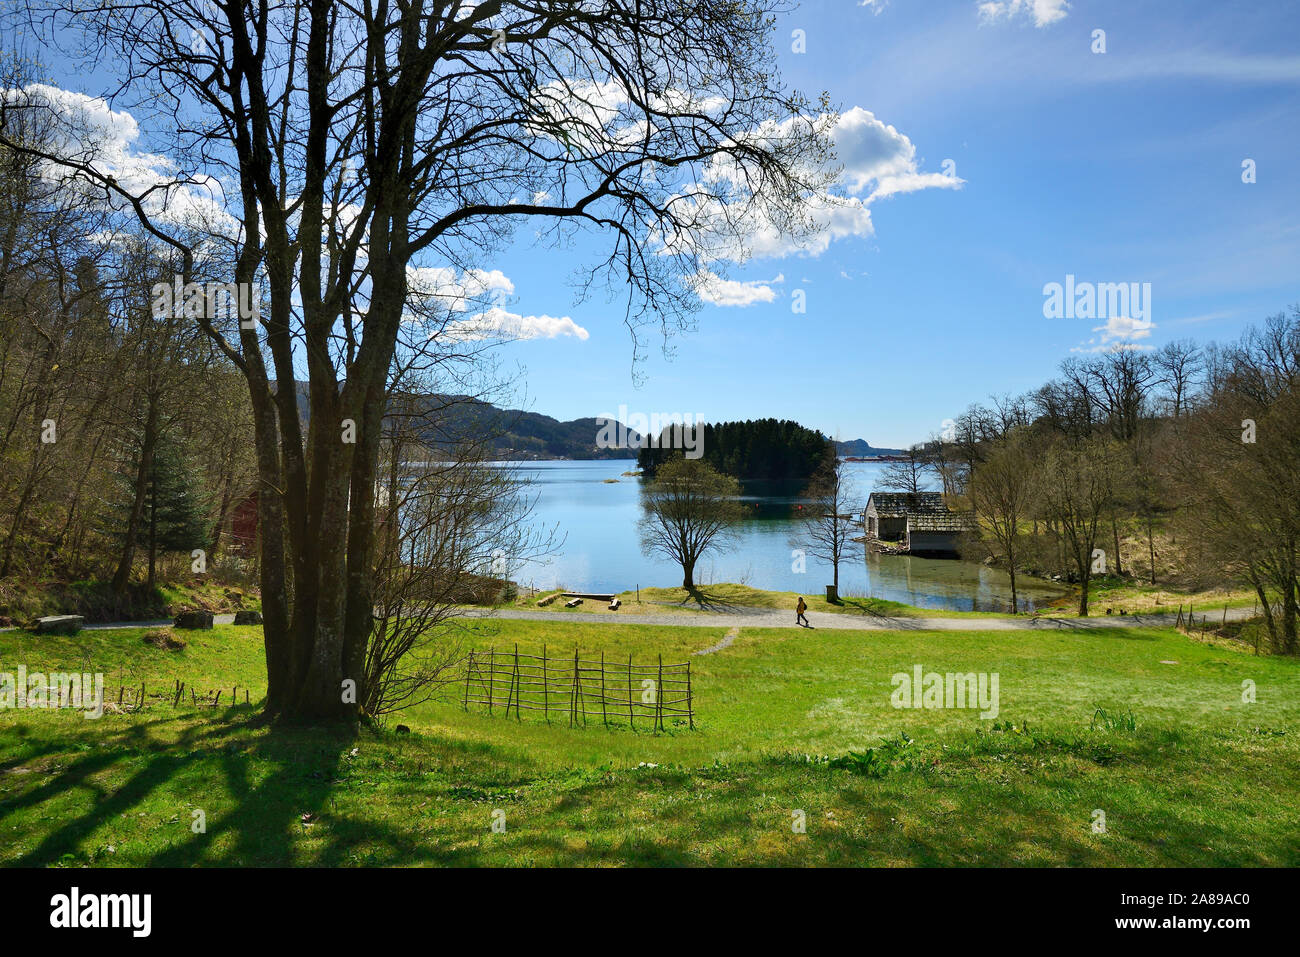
505, 460, 1063, 613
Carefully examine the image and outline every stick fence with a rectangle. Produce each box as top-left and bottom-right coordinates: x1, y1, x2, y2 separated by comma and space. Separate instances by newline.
463, 644, 694, 731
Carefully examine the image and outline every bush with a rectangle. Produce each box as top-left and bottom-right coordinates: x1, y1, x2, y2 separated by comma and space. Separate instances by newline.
142, 628, 186, 651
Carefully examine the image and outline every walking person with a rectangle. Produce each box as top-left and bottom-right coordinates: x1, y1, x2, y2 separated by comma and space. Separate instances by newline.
796, 596, 809, 627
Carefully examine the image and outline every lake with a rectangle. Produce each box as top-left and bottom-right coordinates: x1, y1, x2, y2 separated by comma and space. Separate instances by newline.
505, 459, 1064, 613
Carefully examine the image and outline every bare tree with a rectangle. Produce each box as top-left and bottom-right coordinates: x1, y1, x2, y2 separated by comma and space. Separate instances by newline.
640, 458, 743, 591
4, 1, 833, 720
1153, 339, 1203, 419
880, 444, 929, 494
1169, 309, 1300, 652
791, 456, 861, 596
363, 382, 554, 720
969, 430, 1035, 613
1039, 437, 1123, 616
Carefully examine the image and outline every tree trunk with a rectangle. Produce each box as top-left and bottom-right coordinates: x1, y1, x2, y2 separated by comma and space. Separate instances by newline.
1111, 516, 1122, 577
1146, 515, 1156, 585
147, 464, 158, 589
251, 394, 293, 717
1077, 550, 1091, 616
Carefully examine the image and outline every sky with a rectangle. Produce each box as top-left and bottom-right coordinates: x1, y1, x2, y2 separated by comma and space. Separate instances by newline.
26, 0, 1300, 448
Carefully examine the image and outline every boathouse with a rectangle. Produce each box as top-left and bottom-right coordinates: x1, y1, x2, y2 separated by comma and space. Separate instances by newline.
863, 492, 973, 556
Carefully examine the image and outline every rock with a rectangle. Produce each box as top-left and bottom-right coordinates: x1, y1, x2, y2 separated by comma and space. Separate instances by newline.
395, 724, 411, 735
173, 610, 214, 630
233, 610, 263, 626
35, 615, 84, 635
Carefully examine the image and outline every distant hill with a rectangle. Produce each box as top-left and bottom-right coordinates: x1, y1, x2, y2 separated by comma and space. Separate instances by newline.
275, 382, 900, 460
835, 438, 906, 457
413, 397, 643, 460
274, 383, 641, 459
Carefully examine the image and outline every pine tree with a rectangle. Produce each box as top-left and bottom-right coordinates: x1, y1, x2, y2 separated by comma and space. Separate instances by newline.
106, 431, 210, 587
147, 436, 210, 555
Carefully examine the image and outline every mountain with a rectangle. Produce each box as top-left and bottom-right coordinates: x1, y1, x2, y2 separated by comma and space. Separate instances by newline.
835, 438, 906, 457
407, 396, 643, 460
273, 383, 641, 459
276, 382, 901, 460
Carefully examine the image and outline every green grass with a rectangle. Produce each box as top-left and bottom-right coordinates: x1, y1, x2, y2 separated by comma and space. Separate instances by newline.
513, 582, 1006, 619
1054, 575, 1258, 616
1, 617, 1297, 866
511, 579, 1257, 621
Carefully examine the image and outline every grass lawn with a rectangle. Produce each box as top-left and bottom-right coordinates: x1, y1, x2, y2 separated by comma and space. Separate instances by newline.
1057, 576, 1259, 616
509, 580, 1260, 622
1, 617, 1297, 866
512, 582, 1006, 619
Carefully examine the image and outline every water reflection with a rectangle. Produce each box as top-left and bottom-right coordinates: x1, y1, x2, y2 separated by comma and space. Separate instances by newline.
504, 459, 1063, 613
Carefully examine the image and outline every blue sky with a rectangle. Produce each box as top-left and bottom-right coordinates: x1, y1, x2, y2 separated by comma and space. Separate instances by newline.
30, 0, 1300, 448
477, 0, 1300, 446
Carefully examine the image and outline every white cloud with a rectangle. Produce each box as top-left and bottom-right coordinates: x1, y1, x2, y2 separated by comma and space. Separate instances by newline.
3, 84, 237, 234
1072, 315, 1156, 353
833, 107, 965, 201
447, 306, 589, 342
407, 266, 514, 312
978, 0, 1069, 27
692, 271, 784, 307
666, 107, 961, 269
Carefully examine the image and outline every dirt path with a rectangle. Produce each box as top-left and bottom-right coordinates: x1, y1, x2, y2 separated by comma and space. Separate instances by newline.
694, 626, 740, 655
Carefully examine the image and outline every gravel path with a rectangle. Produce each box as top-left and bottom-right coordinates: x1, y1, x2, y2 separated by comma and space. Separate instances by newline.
3, 607, 1249, 634
463, 604, 1254, 632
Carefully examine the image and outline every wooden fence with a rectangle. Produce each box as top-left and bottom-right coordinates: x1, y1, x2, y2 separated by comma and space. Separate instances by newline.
462, 645, 694, 731
105, 680, 257, 712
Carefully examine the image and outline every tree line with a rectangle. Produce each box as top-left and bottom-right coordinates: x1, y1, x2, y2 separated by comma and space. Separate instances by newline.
637, 417, 835, 482
898, 309, 1299, 652
0, 110, 257, 598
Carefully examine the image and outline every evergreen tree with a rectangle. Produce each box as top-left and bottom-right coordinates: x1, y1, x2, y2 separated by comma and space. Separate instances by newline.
105, 431, 210, 585
147, 436, 210, 554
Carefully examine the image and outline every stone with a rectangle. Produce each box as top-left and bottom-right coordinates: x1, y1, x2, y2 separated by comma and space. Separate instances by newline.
173, 610, 214, 630
35, 615, 84, 635
233, 610, 263, 626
